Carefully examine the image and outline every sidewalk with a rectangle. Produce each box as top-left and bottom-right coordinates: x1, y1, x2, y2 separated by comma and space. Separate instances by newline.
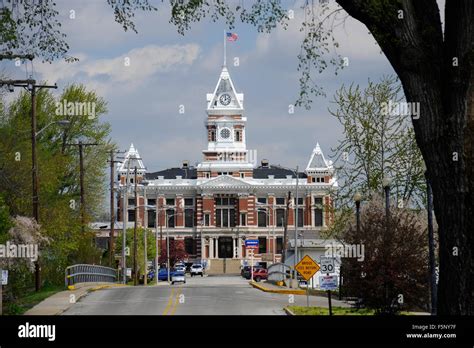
24, 282, 125, 315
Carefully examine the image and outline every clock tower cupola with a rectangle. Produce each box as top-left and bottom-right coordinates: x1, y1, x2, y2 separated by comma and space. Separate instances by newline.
197, 66, 253, 176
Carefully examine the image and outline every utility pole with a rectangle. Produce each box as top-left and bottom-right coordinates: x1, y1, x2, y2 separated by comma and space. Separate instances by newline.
65, 142, 99, 233
282, 191, 291, 263
133, 166, 138, 286
108, 149, 124, 267
1, 64, 58, 291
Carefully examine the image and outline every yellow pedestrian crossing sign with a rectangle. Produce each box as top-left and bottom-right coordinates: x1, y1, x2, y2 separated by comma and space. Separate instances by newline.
295, 255, 320, 281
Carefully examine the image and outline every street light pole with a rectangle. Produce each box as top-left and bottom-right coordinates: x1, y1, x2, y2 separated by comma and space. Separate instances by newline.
122, 158, 131, 284
294, 165, 299, 285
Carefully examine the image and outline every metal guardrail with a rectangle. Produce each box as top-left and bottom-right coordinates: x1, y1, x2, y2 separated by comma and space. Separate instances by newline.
267, 262, 291, 282
65, 264, 117, 287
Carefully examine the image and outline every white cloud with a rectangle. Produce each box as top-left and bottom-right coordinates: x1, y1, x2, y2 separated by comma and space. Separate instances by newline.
34, 44, 201, 94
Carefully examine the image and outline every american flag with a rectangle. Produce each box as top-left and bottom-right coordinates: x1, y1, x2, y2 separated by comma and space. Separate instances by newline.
226, 32, 238, 42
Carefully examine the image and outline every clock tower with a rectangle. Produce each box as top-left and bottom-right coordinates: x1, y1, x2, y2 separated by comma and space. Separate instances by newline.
197, 65, 253, 177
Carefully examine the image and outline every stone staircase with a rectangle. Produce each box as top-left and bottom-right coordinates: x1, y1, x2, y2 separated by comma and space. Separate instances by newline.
207, 259, 241, 275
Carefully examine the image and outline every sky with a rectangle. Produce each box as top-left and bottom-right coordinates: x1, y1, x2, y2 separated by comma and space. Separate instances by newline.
2, 0, 443, 172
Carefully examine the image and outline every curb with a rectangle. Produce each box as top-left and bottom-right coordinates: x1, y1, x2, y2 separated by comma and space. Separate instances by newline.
283, 306, 296, 316
249, 281, 306, 295
89, 283, 128, 291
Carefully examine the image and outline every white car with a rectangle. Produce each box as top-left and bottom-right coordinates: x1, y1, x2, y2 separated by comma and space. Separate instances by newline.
171, 271, 186, 285
174, 265, 186, 273
190, 264, 204, 277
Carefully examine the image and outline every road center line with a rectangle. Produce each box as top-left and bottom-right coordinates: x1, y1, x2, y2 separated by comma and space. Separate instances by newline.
162, 288, 175, 315
169, 286, 182, 315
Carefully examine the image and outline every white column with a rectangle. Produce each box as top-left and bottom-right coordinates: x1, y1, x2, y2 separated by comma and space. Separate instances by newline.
210, 238, 214, 259
214, 238, 219, 259
238, 237, 242, 258
233, 238, 237, 259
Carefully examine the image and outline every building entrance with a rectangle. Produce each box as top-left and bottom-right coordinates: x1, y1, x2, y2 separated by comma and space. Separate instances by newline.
218, 237, 233, 258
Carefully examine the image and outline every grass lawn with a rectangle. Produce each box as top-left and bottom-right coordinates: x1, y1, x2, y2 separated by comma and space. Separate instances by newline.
4, 285, 64, 315
287, 306, 414, 315
288, 306, 376, 315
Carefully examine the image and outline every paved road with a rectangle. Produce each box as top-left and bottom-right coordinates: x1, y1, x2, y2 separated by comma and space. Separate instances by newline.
63, 275, 346, 315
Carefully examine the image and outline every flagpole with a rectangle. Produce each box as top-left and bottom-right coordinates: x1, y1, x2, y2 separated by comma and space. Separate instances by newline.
223, 29, 227, 67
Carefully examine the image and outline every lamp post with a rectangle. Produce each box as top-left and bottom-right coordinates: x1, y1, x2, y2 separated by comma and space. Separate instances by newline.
382, 174, 392, 313
354, 192, 362, 234
423, 163, 437, 315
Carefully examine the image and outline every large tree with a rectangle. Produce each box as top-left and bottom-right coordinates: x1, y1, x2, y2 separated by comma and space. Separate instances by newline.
1, 0, 472, 314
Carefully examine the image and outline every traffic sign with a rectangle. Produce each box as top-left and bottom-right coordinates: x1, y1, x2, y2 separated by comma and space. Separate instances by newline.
320, 275, 338, 290
295, 255, 320, 281
320, 256, 335, 274
245, 239, 259, 248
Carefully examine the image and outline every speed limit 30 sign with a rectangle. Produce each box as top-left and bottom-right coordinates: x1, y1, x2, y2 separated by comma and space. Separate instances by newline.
319, 257, 335, 274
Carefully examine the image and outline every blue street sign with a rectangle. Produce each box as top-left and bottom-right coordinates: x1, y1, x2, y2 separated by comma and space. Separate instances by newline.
245, 239, 259, 247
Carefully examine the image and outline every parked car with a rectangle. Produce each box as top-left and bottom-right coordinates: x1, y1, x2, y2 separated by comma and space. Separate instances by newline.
190, 264, 204, 277
242, 266, 264, 280
171, 271, 186, 285
157, 268, 174, 281
174, 265, 186, 274
252, 268, 268, 282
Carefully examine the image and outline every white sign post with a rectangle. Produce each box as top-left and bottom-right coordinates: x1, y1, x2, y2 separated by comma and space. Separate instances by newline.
320, 257, 335, 274
319, 257, 336, 315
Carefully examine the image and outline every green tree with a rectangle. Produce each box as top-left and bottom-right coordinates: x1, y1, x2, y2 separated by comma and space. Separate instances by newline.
0, 84, 113, 285
330, 76, 425, 207
115, 227, 157, 281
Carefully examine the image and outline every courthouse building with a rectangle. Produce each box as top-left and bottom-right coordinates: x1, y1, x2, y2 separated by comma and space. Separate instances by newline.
116, 64, 338, 273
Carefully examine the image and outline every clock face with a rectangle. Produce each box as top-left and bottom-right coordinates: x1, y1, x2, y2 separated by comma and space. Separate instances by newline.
220, 128, 231, 139
219, 93, 231, 106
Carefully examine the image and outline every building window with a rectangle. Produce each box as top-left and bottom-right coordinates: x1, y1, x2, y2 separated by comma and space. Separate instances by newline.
147, 199, 156, 206
185, 209, 194, 228
295, 208, 303, 227
210, 130, 216, 142
258, 211, 267, 227
128, 210, 135, 222
276, 197, 285, 205
240, 172, 245, 179
314, 197, 323, 227
185, 237, 194, 254
235, 130, 242, 141
215, 208, 235, 227
276, 237, 283, 254
166, 209, 175, 228
184, 198, 194, 206
257, 197, 267, 204
147, 210, 156, 228
240, 213, 246, 226
258, 237, 267, 254
276, 209, 285, 227
166, 198, 175, 206
205, 172, 210, 178
204, 214, 210, 226
128, 198, 135, 206
296, 197, 304, 205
